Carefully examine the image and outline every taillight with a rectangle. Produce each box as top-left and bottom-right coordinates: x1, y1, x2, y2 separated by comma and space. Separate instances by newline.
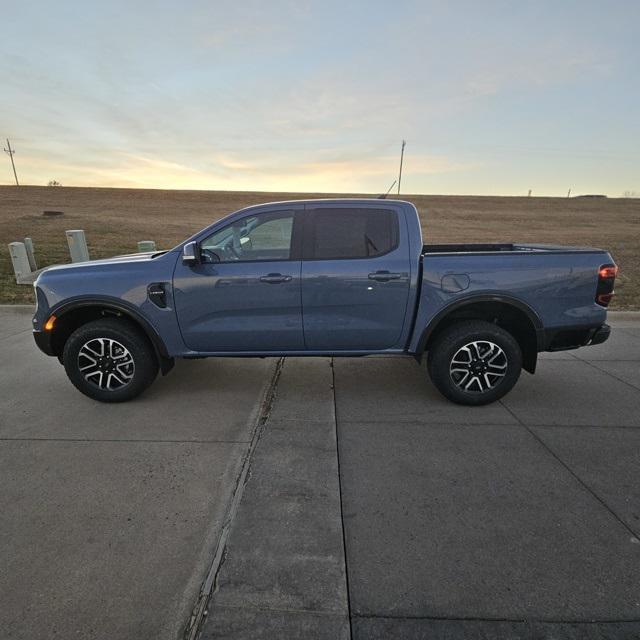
599, 265, 618, 279
596, 263, 617, 307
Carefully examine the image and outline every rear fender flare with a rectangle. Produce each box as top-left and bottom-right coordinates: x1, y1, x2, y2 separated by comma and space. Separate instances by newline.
415, 293, 543, 372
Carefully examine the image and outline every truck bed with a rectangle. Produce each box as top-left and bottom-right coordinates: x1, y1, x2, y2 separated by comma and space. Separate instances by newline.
422, 243, 605, 254
424, 243, 517, 253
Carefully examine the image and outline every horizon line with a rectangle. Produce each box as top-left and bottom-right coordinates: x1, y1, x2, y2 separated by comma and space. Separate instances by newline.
0, 183, 633, 200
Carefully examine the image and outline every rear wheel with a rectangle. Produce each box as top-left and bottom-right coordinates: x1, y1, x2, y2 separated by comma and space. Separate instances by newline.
427, 320, 522, 405
63, 318, 158, 402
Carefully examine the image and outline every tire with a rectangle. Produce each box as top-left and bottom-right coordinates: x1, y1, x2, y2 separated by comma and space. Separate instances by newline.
427, 320, 522, 406
63, 318, 159, 402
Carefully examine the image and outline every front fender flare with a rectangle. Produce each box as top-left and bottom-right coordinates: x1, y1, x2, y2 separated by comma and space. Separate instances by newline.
47, 296, 174, 374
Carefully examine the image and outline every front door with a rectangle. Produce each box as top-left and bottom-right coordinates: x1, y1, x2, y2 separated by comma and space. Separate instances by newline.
174, 207, 304, 352
301, 204, 411, 350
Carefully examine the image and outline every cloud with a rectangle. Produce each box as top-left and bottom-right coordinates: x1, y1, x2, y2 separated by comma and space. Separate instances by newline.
465, 39, 614, 98
15, 145, 475, 193
1, 0, 635, 196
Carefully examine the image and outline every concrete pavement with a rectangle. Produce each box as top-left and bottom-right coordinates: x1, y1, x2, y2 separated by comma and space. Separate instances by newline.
203, 358, 350, 639
2, 306, 640, 639
0, 306, 279, 640
201, 316, 640, 639
335, 323, 640, 639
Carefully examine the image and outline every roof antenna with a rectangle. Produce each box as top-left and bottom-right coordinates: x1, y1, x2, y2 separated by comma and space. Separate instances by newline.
378, 179, 396, 199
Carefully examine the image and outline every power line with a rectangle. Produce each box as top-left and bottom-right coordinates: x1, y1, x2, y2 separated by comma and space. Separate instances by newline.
4, 139, 19, 186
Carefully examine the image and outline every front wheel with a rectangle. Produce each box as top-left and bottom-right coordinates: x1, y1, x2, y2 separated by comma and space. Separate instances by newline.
63, 318, 159, 402
427, 320, 522, 405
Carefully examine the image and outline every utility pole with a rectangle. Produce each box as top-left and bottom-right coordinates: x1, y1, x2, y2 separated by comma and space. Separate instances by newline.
397, 140, 406, 195
4, 139, 19, 186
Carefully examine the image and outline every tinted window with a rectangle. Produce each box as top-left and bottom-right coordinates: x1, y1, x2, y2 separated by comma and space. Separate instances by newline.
309, 208, 398, 260
201, 211, 294, 263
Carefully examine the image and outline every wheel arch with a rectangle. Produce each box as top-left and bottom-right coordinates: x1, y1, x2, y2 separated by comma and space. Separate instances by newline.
46, 297, 174, 374
417, 294, 543, 374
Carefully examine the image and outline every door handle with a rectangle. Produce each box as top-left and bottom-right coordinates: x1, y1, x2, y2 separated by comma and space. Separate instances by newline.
368, 270, 404, 282
259, 273, 292, 284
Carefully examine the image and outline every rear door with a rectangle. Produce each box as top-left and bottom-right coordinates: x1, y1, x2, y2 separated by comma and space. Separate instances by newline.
301, 204, 411, 350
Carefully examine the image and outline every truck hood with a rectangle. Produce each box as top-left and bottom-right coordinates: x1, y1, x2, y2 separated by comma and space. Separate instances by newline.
33, 250, 179, 313
40, 251, 164, 274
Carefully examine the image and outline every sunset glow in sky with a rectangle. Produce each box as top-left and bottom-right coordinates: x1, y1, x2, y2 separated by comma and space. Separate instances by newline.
2, 1, 639, 195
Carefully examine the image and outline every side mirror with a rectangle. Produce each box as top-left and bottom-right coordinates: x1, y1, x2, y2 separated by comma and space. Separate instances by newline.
182, 241, 200, 264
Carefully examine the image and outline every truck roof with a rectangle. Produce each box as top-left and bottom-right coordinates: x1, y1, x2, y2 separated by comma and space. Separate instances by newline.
237, 197, 414, 211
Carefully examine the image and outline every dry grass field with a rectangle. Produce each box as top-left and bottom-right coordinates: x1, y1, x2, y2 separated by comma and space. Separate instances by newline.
1, 185, 638, 308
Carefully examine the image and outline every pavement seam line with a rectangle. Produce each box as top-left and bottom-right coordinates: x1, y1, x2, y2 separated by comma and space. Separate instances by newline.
211, 602, 347, 617
182, 356, 285, 640
352, 612, 640, 624
575, 357, 640, 392
0, 328, 31, 341
0, 437, 251, 444
527, 424, 640, 430
527, 427, 640, 540
573, 359, 640, 362
617, 326, 640, 338
500, 400, 640, 541
331, 357, 354, 640
318, 420, 640, 428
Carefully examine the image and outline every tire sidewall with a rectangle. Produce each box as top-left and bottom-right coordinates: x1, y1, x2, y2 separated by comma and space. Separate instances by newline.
428, 322, 522, 405
63, 320, 158, 402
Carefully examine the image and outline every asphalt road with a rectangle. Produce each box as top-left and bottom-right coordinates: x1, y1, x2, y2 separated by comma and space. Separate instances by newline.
2, 306, 640, 640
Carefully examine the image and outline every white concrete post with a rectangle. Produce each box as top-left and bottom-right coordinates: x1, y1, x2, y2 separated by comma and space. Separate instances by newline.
66, 229, 90, 263
137, 240, 156, 252
24, 237, 37, 271
8, 242, 32, 283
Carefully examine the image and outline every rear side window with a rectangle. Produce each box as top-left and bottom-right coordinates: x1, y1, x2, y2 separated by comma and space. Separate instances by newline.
308, 208, 398, 260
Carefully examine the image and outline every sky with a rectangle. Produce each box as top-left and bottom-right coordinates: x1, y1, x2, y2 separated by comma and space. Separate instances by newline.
1, 0, 639, 196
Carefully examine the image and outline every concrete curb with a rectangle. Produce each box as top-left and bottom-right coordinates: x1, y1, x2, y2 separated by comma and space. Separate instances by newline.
0, 304, 35, 313
608, 311, 640, 321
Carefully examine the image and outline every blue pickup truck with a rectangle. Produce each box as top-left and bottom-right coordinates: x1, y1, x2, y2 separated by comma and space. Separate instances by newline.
32, 199, 616, 405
